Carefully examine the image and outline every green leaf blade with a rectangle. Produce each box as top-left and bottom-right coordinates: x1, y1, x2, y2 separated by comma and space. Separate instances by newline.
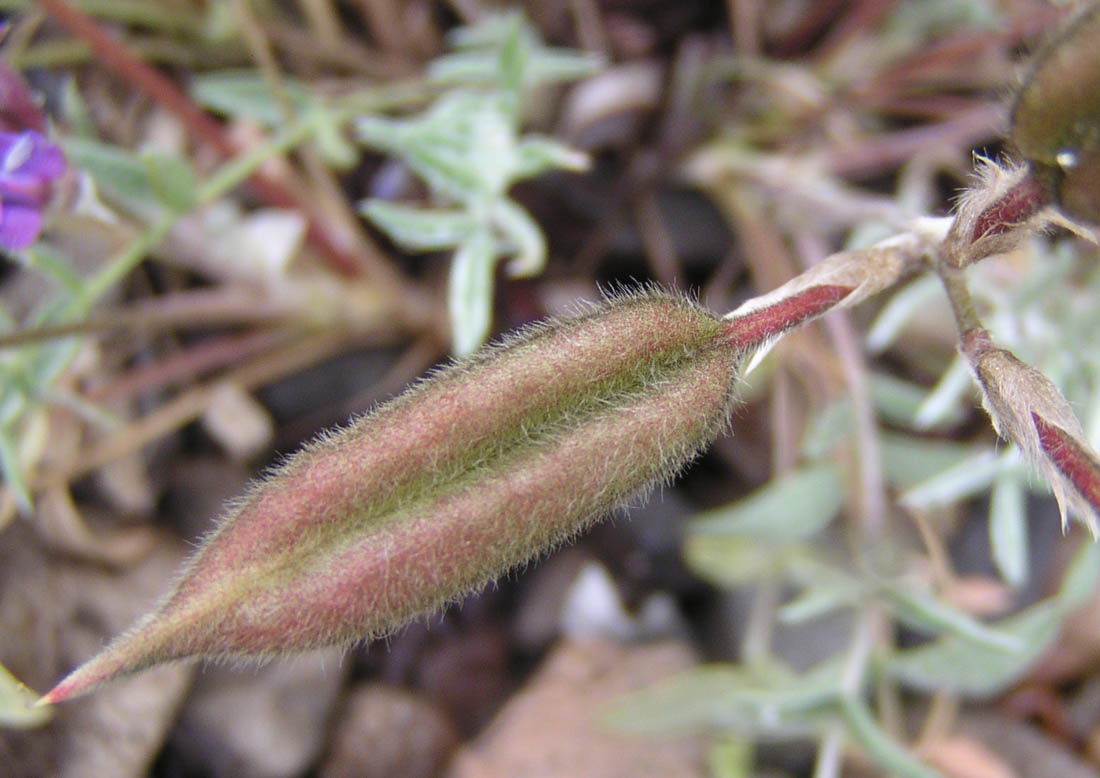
448, 229, 499, 357
360, 201, 477, 252
690, 464, 846, 542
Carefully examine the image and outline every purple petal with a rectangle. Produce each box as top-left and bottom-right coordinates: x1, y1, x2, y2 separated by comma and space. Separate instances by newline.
25, 134, 66, 179
0, 131, 19, 158
0, 203, 44, 249
0, 131, 65, 180
0, 131, 63, 249
0, 171, 50, 205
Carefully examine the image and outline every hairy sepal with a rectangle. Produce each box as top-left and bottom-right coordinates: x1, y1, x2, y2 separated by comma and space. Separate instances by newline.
963, 329, 1100, 534
43, 289, 742, 703
944, 158, 1092, 268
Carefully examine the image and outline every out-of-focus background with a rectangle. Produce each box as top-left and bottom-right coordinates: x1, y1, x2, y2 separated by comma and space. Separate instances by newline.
3, 2, 1100, 777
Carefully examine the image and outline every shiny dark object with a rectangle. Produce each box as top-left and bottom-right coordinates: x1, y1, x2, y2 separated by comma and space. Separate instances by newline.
1011, 3, 1100, 224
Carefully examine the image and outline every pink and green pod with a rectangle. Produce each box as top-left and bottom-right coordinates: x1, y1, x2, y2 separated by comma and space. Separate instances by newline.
42, 289, 747, 704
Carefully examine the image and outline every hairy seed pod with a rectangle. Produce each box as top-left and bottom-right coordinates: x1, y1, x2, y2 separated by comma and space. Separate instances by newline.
1011, 3, 1100, 224
43, 289, 744, 704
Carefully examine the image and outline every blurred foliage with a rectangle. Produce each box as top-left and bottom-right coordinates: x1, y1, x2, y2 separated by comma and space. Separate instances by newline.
358, 13, 597, 355
614, 233, 1100, 777
0, 663, 50, 729
1, 3, 1099, 778
602, 1, 1100, 774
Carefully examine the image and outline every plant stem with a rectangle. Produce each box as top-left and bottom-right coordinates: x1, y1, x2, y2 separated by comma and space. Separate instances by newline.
4, 0, 201, 32
75, 214, 175, 313
937, 263, 983, 336
34, 327, 353, 489
73, 120, 314, 315
13, 36, 247, 69
812, 724, 846, 778
0, 288, 292, 350
196, 120, 316, 203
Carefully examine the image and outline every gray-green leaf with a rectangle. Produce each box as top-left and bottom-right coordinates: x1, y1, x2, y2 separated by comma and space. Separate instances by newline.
886, 600, 1061, 698
887, 540, 1100, 698
990, 473, 1028, 587
604, 663, 838, 738
448, 229, 499, 357
690, 464, 846, 542
192, 70, 310, 126
144, 153, 198, 213
360, 201, 478, 252
879, 582, 1021, 652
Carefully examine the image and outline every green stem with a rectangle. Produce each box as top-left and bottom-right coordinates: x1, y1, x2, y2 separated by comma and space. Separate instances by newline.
837, 695, 945, 778
937, 264, 983, 336
74, 120, 315, 315
75, 214, 175, 313
813, 602, 886, 778
812, 724, 845, 778
196, 120, 315, 203
741, 578, 779, 666
2, 0, 201, 31
13, 37, 245, 70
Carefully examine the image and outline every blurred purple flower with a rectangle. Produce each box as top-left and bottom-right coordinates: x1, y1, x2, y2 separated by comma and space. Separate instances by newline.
0, 130, 65, 250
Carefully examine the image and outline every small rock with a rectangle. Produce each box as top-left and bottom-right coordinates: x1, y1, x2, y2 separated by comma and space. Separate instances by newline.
446, 637, 707, 778
171, 649, 347, 778
0, 523, 192, 778
956, 711, 1099, 778
919, 734, 1016, 778
201, 382, 275, 462
318, 683, 459, 778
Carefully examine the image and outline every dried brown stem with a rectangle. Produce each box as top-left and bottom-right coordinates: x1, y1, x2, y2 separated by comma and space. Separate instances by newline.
231, 0, 402, 289
87, 328, 294, 405
0, 287, 293, 349
34, 328, 354, 490
796, 232, 888, 549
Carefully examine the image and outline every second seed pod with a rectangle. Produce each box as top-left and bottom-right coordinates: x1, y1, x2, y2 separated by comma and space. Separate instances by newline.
1011, 3, 1100, 224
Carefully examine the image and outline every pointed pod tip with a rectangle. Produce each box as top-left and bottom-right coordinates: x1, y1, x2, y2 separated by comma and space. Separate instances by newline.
37, 645, 138, 705
36, 680, 72, 707
37, 665, 112, 705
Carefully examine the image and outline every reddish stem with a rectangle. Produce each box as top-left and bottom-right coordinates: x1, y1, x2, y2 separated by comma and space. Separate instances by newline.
724, 284, 854, 350
87, 329, 291, 404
